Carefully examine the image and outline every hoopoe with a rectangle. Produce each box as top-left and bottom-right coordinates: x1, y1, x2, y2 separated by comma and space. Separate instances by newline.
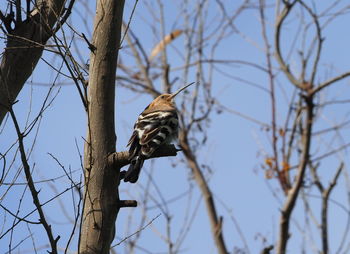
124, 83, 194, 183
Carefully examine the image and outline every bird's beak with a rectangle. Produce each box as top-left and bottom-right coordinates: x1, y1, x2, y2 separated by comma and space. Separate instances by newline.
169, 82, 195, 99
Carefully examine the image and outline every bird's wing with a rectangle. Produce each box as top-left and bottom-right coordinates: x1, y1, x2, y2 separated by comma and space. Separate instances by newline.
127, 131, 138, 147
127, 131, 141, 160
140, 126, 162, 145
130, 110, 178, 157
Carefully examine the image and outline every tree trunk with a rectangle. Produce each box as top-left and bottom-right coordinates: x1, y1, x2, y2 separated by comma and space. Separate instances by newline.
0, 0, 68, 125
79, 1, 125, 253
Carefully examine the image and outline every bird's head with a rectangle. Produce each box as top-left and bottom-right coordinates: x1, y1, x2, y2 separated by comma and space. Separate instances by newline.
150, 82, 194, 108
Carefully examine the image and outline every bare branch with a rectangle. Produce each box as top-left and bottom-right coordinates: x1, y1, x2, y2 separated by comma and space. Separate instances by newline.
180, 130, 228, 254
8, 106, 59, 254
274, 1, 301, 89
0, 185, 77, 240
260, 0, 291, 193
111, 214, 161, 247
321, 163, 343, 254
298, 0, 323, 87
15, 0, 22, 24
261, 245, 274, 254
310, 71, 350, 96
0, 0, 74, 125
53, 0, 76, 34
120, 0, 139, 47
277, 96, 314, 254
0, 204, 40, 225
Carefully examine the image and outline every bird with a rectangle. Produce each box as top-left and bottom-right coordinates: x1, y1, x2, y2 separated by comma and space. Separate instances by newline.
123, 83, 194, 183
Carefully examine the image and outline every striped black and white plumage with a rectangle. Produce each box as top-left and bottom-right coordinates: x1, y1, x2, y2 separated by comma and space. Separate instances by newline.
124, 97, 179, 183
124, 83, 193, 183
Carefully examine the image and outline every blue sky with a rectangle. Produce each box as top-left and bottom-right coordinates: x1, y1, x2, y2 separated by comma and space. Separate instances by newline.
1, 1, 350, 253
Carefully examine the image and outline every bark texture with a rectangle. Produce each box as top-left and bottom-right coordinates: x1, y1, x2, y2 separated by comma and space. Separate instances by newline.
0, 0, 68, 124
79, 1, 125, 253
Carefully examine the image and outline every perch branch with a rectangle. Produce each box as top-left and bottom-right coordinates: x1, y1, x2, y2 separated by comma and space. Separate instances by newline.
110, 144, 179, 169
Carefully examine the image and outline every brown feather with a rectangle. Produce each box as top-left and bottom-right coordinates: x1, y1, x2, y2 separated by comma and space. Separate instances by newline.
140, 127, 162, 145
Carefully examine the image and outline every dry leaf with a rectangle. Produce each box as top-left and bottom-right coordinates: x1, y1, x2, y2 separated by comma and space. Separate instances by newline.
279, 128, 285, 137
264, 157, 274, 168
282, 161, 290, 171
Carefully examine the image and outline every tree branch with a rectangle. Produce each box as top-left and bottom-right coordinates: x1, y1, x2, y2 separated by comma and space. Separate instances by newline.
110, 144, 179, 170
274, 1, 301, 89
317, 163, 343, 254
118, 200, 138, 208
179, 130, 228, 254
276, 96, 314, 254
310, 71, 350, 96
53, 0, 76, 34
297, 0, 323, 87
0, 9, 13, 32
0, 0, 73, 126
9, 107, 59, 254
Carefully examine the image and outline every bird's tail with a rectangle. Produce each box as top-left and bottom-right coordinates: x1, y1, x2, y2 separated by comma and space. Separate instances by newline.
123, 156, 144, 183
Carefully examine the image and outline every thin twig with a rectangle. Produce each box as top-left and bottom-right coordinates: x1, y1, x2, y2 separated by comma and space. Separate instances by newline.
0, 185, 77, 240
0, 204, 40, 225
310, 71, 350, 96
120, 0, 139, 47
9, 107, 59, 254
53, 0, 76, 34
111, 213, 161, 247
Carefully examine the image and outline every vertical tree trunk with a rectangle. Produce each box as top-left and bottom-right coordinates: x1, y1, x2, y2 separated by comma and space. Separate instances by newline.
79, 1, 125, 253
